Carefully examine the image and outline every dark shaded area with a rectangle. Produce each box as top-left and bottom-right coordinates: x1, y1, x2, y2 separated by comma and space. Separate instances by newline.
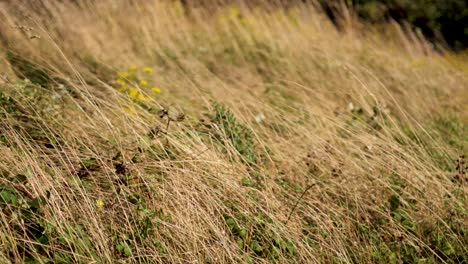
319, 0, 468, 51
6, 51, 53, 87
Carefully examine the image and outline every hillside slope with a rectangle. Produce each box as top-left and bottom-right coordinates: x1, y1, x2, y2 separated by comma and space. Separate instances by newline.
0, 1, 467, 263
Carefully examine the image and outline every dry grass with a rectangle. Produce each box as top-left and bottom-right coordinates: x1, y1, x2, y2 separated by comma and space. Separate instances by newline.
0, 1, 467, 263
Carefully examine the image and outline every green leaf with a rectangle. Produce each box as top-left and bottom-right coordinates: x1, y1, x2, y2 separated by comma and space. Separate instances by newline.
0, 189, 18, 205
251, 241, 263, 254
239, 228, 247, 238
123, 245, 133, 257
116, 244, 124, 253
241, 177, 255, 187
285, 241, 296, 255
225, 216, 239, 233
236, 238, 244, 248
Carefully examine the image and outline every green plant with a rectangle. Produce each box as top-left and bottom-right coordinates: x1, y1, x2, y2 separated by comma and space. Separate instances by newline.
113, 65, 161, 103
223, 211, 296, 260
0, 184, 52, 261
204, 103, 257, 165
113, 234, 134, 257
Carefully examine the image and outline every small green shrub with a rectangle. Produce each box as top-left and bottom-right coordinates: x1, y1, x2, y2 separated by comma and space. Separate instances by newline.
204, 103, 257, 165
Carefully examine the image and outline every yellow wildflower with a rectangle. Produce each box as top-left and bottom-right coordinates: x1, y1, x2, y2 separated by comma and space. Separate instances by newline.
96, 199, 104, 208
128, 88, 139, 99
139, 80, 148, 87
143, 67, 153, 73
151, 87, 161, 94
117, 71, 130, 79
128, 65, 137, 72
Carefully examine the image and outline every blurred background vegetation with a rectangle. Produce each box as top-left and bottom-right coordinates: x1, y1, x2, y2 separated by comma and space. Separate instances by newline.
320, 0, 467, 51
8, 0, 468, 50
178, 0, 467, 51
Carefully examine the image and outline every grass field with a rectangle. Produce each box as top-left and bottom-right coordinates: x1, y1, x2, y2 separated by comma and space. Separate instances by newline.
0, 1, 467, 263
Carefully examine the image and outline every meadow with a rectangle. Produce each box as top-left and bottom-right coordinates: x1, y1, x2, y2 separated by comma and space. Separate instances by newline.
0, 1, 467, 263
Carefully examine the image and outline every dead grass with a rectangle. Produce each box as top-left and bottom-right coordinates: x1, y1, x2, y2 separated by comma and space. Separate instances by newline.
0, 1, 466, 263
